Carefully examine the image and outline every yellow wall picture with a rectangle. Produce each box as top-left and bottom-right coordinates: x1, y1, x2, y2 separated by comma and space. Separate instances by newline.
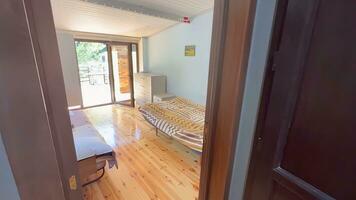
185, 45, 196, 56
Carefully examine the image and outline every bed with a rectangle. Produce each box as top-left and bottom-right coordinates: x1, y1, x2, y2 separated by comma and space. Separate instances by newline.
138, 97, 205, 152
70, 111, 117, 186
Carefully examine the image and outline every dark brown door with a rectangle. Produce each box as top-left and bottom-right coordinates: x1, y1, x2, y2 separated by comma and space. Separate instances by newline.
246, 0, 356, 199
1, 0, 80, 199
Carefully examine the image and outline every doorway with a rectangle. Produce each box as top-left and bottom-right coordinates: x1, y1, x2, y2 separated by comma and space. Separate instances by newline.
1, 0, 265, 199
111, 44, 136, 107
74, 40, 138, 108
75, 41, 112, 107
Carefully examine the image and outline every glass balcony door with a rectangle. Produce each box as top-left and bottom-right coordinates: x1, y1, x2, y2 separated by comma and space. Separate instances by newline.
111, 44, 135, 107
75, 40, 112, 107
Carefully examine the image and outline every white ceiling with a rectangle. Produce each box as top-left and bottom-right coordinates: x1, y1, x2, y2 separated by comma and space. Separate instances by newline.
50, 0, 214, 37
104, 0, 214, 18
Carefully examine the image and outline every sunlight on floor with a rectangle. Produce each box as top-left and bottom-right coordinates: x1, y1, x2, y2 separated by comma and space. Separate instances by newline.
76, 105, 201, 200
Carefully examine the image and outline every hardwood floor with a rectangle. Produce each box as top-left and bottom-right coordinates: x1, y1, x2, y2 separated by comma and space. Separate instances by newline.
76, 105, 201, 200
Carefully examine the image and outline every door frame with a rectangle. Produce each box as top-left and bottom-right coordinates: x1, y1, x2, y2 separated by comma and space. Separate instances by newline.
199, 0, 257, 199
2, 0, 259, 199
243, 0, 288, 198
73, 39, 138, 108
109, 43, 136, 107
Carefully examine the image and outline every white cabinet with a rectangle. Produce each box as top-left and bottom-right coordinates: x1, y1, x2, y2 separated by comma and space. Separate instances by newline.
134, 73, 166, 106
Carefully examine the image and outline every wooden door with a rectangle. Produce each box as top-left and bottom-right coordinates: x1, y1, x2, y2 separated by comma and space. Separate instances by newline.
117, 45, 130, 93
245, 0, 356, 199
0, 0, 79, 199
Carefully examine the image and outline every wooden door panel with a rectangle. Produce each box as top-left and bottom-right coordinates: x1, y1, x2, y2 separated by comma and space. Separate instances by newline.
246, 0, 356, 199
271, 183, 303, 200
247, 0, 320, 199
117, 48, 130, 93
272, 168, 333, 200
280, 1, 356, 199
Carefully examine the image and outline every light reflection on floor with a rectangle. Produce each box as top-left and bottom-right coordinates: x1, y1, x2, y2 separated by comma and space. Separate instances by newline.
80, 105, 147, 147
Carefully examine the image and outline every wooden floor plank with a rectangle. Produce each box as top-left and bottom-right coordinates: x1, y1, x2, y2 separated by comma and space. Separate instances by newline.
78, 105, 201, 200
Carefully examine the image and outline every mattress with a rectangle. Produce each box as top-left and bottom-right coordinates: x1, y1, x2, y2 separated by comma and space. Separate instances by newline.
73, 125, 110, 156
70, 111, 117, 168
138, 97, 205, 152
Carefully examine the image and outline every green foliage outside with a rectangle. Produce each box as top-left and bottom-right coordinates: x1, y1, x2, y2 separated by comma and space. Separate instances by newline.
75, 41, 107, 65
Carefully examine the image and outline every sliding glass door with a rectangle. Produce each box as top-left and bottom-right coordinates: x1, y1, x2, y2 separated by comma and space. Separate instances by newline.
111, 44, 135, 107
75, 40, 138, 108
75, 41, 112, 107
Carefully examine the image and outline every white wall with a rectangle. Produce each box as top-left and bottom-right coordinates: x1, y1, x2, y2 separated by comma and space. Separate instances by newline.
139, 37, 149, 72
145, 11, 213, 104
56, 31, 82, 107
0, 134, 20, 200
228, 0, 277, 199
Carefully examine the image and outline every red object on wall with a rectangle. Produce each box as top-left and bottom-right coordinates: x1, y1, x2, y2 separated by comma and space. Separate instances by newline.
183, 16, 190, 23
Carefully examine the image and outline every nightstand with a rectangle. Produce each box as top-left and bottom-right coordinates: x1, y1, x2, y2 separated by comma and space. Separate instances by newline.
153, 93, 176, 103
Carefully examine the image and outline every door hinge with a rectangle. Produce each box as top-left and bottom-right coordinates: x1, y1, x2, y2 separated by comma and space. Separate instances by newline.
69, 175, 77, 190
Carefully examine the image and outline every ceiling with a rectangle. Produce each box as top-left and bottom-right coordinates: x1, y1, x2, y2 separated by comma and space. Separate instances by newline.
50, 0, 214, 37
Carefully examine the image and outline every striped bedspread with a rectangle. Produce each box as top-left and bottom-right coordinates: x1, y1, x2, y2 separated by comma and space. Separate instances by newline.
138, 97, 205, 152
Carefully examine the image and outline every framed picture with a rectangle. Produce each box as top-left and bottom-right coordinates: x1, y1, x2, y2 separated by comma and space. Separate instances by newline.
185, 45, 195, 56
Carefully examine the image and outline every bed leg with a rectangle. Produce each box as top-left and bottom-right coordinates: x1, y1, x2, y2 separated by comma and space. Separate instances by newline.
156, 128, 159, 136
82, 167, 105, 187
